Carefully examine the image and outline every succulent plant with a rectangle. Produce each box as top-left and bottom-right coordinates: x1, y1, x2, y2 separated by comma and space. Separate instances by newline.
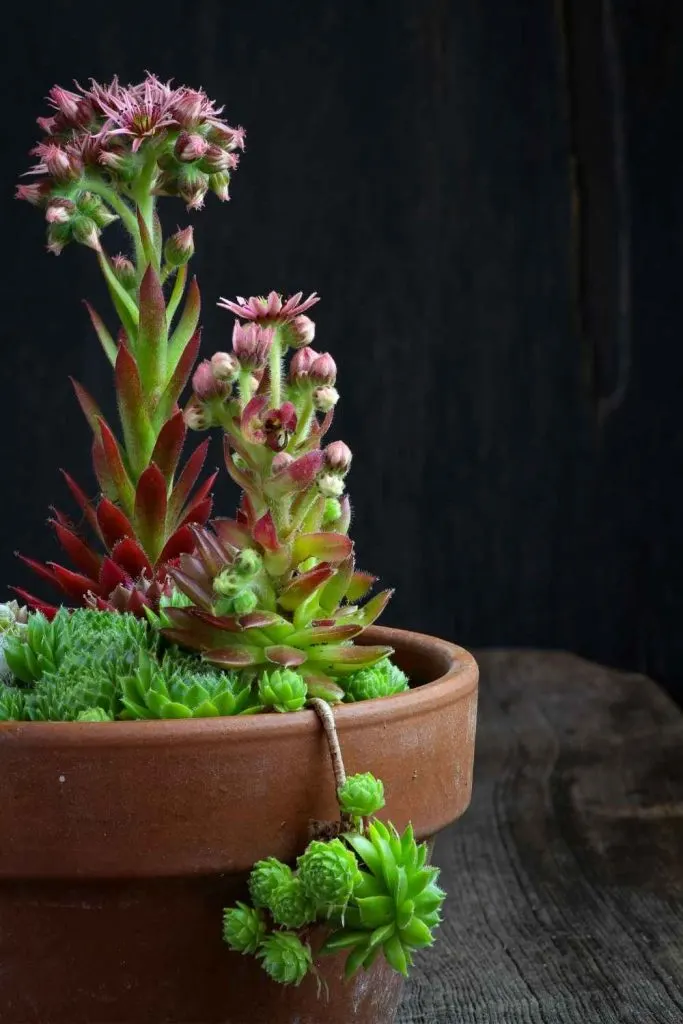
119, 652, 257, 719
268, 877, 317, 929
337, 773, 386, 818
256, 932, 313, 987
297, 838, 360, 915
322, 822, 446, 978
257, 669, 308, 713
222, 903, 268, 955
76, 707, 114, 722
0, 601, 29, 682
341, 660, 410, 703
248, 858, 294, 909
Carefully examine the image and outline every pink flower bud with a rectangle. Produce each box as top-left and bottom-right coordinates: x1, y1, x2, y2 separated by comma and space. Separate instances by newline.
192, 359, 227, 401
111, 254, 137, 290
45, 198, 75, 224
42, 144, 72, 179
285, 314, 316, 350
200, 144, 231, 173
313, 386, 339, 413
309, 352, 337, 385
48, 85, 82, 122
170, 89, 207, 128
15, 182, 51, 206
174, 131, 209, 163
183, 398, 209, 431
211, 351, 240, 382
177, 167, 209, 210
209, 171, 231, 201
232, 321, 273, 370
71, 216, 101, 251
271, 452, 294, 474
324, 441, 352, 475
164, 225, 195, 267
289, 346, 320, 383
36, 115, 58, 134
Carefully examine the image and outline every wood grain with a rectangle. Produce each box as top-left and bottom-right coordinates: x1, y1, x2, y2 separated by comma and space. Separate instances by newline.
398, 650, 683, 1023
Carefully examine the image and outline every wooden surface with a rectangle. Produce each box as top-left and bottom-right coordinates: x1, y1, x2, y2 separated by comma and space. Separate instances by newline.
398, 650, 683, 1023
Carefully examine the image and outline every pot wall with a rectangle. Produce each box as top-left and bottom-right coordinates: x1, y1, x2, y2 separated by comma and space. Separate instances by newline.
0, 626, 478, 1023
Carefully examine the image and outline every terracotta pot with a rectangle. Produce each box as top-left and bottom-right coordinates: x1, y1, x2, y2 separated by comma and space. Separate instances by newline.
0, 625, 478, 1024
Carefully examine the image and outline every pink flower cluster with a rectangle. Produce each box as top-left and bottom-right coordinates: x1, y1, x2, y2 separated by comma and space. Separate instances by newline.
16, 73, 245, 252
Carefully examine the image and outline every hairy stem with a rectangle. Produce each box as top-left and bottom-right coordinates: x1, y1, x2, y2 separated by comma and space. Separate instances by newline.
290, 391, 314, 450
269, 329, 283, 409
309, 697, 347, 790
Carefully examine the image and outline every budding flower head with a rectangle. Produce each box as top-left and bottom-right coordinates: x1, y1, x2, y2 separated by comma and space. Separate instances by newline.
234, 549, 262, 577
111, 254, 137, 290
45, 198, 75, 224
322, 497, 342, 527
271, 451, 294, 474
178, 166, 209, 209
192, 359, 226, 401
324, 440, 352, 475
232, 321, 273, 370
282, 314, 316, 350
174, 131, 209, 162
289, 346, 319, 383
210, 350, 239, 382
71, 215, 101, 251
209, 171, 231, 202
164, 225, 194, 267
313, 386, 339, 413
309, 352, 337, 385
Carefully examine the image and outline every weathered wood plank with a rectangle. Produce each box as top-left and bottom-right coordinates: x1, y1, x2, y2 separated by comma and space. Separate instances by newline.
398, 650, 683, 1022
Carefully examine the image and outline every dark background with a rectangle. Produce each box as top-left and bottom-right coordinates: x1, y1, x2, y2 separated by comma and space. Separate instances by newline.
2, 1, 682, 699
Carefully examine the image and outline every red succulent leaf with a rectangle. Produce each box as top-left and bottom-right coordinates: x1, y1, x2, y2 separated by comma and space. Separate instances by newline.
358, 588, 394, 628
191, 609, 242, 632
211, 517, 252, 552
96, 498, 135, 549
157, 524, 196, 563
83, 300, 117, 365
161, 611, 229, 649
137, 265, 167, 394
190, 524, 229, 576
159, 327, 202, 423
61, 471, 102, 540
11, 588, 58, 618
98, 557, 131, 594
252, 510, 280, 553
301, 672, 345, 703
278, 564, 334, 612
237, 611, 287, 630
267, 450, 324, 498
345, 570, 378, 603
151, 411, 186, 482
264, 645, 307, 668
98, 418, 135, 513
203, 646, 263, 668
47, 563, 98, 601
292, 532, 353, 566
134, 464, 168, 561
238, 492, 256, 528
70, 378, 104, 436
306, 644, 394, 670
167, 439, 210, 524
319, 555, 355, 614
176, 552, 207, 582
168, 568, 214, 611
179, 496, 213, 530
110, 537, 153, 578
169, 276, 201, 363
287, 623, 364, 646
115, 343, 154, 474
178, 472, 217, 522
92, 438, 116, 500
16, 554, 58, 587
50, 519, 102, 579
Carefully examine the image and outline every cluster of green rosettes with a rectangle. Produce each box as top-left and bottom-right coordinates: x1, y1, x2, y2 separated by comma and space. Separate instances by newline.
222, 787, 445, 987
0, 606, 409, 721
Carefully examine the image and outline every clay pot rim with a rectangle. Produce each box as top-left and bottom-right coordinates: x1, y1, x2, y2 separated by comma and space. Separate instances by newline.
0, 625, 477, 747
